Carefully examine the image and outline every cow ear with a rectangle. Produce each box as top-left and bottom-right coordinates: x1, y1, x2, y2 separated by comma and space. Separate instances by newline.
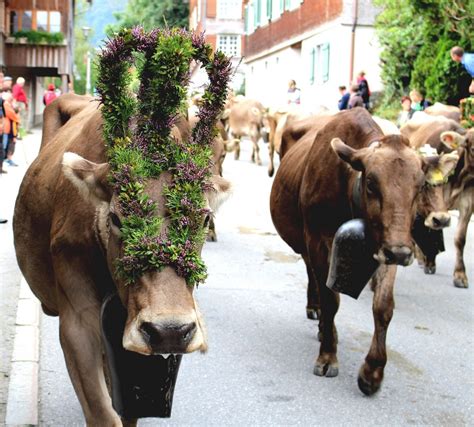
437, 152, 459, 178
205, 175, 232, 212
440, 131, 465, 151
331, 138, 364, 171
62, 152, 112, 204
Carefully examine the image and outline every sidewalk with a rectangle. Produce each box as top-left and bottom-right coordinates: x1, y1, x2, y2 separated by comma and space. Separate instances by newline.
0, 129, 42, 425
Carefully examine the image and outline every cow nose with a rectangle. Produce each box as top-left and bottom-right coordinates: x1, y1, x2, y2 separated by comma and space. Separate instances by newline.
383, 246, 413, 266
140, 321, 196, 352
431, 214, 451, 229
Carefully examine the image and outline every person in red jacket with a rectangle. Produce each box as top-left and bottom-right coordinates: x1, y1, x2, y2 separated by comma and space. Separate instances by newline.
12, 77, 28, 132
43, 83, 58, 106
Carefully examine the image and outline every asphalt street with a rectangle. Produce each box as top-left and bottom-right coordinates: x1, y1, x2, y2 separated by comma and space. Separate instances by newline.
2, 131, 473, 425
38, 137, 473, 425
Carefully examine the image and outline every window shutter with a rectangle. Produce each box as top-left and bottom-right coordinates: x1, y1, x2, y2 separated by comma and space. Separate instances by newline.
279, 0, 284, 13
266, 0, 272, 20
310, 48, 316, 84
322, 43, 330, 82
244, 5, 249, 33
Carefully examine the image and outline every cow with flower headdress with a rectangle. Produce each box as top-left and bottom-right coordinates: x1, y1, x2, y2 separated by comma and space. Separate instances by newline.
13, 28, 232, 424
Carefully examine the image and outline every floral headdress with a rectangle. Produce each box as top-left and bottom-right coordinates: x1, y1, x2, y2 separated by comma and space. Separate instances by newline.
96, 27, 232, 286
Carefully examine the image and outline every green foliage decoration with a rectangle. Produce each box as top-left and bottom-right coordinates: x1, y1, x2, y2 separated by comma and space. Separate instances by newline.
12, 30, 64, 44
96, 27, 232, 286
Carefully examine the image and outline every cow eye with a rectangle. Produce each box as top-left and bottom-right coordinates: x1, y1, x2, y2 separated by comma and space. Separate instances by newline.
366, 178, 377, 195
109, 212, 122, 229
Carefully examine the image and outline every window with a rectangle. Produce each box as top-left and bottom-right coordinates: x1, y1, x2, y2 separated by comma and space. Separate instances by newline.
50, 12, 61, 32
9, 10, 61, 34
309, 43, 330, 84
37, 11, 48, 31
217, 34, 241, 57
217, 0, 241, 19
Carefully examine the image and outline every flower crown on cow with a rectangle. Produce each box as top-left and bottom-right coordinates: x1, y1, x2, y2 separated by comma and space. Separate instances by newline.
96, 27, 232, 286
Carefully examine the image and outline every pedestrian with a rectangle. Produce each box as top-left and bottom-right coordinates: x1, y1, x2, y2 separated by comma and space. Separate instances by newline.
287, 79, 301, 105
2, 92, 20, 167
43, 83, 58, 106
338, 85, 350, 110
348, 84, 364, 109
0, 95, 6, 175
12, 77, 28, 133
450, 46, 474, 94
397, 96, 415, 127
3, 76, 13, 92
357, 71, 370, 109
409, 89, 429, 112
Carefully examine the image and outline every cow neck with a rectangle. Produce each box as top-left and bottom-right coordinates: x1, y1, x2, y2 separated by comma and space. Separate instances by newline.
350, 172, 363, 219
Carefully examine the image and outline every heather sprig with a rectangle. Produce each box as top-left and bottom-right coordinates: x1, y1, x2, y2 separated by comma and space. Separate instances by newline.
96, 27, 232, 286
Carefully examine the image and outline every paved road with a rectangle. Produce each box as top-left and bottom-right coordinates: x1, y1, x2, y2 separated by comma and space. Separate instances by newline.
0, 130, 42, 424
6, 134, 474, 425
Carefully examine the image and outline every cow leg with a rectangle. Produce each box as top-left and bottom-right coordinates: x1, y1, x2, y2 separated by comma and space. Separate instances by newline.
358, 264, 396, 396
268, 140, 275, 177
303, 254, 320, 321
307, 239, 339, 377
55, 270, 121, 425
233, 137, 241, 160
453, 203, 472, 288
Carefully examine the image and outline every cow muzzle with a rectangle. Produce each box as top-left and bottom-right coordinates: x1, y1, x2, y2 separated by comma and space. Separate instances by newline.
123, 314, 207, 355
374, 245, 414, 266
424, 212, 451, 230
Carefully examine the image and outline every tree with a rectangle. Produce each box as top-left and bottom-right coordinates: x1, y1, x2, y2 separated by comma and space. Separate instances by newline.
109, 0, 189, 33
374, 0, 473, 108
73, 0, 97, 95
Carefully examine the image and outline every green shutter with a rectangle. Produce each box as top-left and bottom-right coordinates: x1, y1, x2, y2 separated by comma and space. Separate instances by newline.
267, 0, 272, 20
279, 0, 284, 13
285, 0, 291, 10
310, 48, 315, 84
322, 43, 330, 82
244, 5, 249, 33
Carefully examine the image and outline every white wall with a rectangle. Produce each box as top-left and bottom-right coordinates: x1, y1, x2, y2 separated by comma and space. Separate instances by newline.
245, 21, 382, 112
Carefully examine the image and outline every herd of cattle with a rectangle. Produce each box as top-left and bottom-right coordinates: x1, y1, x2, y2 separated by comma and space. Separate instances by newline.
11, 93, 472, 424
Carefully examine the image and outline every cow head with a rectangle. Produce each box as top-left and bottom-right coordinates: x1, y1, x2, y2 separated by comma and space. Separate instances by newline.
62, 152, 231, 355
417, 152, 458, 229
331, 135, 425, 266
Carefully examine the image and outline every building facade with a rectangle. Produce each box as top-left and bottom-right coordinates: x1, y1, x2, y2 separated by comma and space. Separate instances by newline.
0, 0, 81, 126
243, 0, 382, 112
189, 0, 246, 93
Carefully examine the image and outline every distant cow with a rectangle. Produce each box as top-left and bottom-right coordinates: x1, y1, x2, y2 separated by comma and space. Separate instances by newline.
13, 94, 231, 424
425, 102, 461, 122
266, 107, 310, 177
418, 129, 474, 287
270, 108, 451, 395
226, 98, 269, 166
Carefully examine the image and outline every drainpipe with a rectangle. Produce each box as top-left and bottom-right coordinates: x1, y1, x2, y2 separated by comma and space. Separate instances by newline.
349, 0, 359, 84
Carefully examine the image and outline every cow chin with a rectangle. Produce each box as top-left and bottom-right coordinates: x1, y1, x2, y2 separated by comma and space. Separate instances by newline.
122, 308, 208, 356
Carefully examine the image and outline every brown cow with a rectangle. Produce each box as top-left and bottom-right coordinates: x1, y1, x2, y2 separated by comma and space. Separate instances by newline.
270, 108, 442, 395
417, 129, 474, 287
266, 107, 310, 177
425, 102, 461, 122
13, 94, 231, 424
226, 98, 269, 166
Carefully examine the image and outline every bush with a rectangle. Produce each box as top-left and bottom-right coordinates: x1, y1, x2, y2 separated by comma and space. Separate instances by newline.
12, 30, 64, 45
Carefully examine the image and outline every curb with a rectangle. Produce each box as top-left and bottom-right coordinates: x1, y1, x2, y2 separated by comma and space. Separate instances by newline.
5, 277, 40, 426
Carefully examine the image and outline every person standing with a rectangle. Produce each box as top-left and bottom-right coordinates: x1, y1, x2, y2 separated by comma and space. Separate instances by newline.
12, 77, 28, 133
338, 85, 350, 110
357, 71, 370, 109
43, 83, 58, 106
348, 84, 364, 109
287, 79, 301, 105
450, 46, 474, 94
2, 92, 20, 167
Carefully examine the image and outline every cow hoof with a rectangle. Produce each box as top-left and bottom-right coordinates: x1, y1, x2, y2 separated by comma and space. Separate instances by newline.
453, 278, 469, 288
424, 265, 436, 275
268, 167, 274, 177
357, 365, 383, 396
306, 307, 319, 320
313, 361, 339, 378
257, 160, 262, 166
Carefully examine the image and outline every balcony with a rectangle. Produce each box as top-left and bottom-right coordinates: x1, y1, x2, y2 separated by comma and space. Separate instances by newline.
5, 36, 70, 75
